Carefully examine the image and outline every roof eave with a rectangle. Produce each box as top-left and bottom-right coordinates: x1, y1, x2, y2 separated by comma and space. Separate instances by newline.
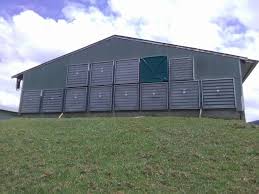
243, 59, 258, 82
11, 73, 23, 79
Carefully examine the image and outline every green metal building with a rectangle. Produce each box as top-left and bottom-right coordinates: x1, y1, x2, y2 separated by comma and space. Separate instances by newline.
12, 35, 258, 119
0, 109, 17, 120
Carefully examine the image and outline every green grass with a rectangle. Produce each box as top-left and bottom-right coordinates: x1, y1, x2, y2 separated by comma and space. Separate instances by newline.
0, 117, 258, 193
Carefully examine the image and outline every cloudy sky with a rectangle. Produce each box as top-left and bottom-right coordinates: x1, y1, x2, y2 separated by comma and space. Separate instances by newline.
0, 0, 258, 121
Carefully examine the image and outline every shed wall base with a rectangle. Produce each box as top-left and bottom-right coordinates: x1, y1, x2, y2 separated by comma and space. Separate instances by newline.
201, 109, 243, 120
20, 109, 244, 120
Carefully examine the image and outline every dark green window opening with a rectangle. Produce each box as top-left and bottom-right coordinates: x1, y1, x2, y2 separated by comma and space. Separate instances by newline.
140, 56, 168, 83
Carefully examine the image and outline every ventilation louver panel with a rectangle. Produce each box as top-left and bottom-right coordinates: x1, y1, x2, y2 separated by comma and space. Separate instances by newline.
114, 58, 139, 84
64, 88, 87, 112
202, 78, 236, 109
141, 82, 168, 110
20, 90, 41, 113
90, 61, 113, 86
88, 86, 112, 111
114, 84, 139, 111
41, 89, 64, 113
169, 56, 194, 81
66, 64, 89, 87
170, 81, 200, 109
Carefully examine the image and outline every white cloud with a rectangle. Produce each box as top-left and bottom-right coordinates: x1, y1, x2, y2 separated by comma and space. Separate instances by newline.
109, 0, 228, 49
0, 0, 258, 121
0, 90, 20, 110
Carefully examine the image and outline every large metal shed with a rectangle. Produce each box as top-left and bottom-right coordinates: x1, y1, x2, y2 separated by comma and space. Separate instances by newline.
12, 35, 258, 119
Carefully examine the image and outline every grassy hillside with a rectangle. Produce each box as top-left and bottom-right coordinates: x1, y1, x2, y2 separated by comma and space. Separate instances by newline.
0, 117, 258, 193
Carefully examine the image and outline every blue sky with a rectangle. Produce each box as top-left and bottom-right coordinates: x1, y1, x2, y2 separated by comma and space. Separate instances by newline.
0, 0, 258, 121
0, 0, 65, 19
0, 0, 111, 19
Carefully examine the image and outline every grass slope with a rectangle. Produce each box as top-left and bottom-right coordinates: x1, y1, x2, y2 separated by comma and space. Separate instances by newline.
0, 117, 258, 193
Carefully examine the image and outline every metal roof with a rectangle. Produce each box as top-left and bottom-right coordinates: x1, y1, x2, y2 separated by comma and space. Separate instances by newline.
12, 35, 258, 80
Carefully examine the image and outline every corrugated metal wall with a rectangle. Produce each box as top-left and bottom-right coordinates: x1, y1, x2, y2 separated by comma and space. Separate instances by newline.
168, 56, 200, 110
141, 83, 168, 110
20, 90, 41, 113
169, 57, 194, 81
20, 56, 238, 114
64, 88, 87, 112
114, 58, 139, 84
90, 61, 113, 86
114, 84, 139, 111
41, 89, 64, 113
88, 85, 112, 111
66, 64, 89, 87
202, 78, 236, 109
169, 81, 200, 109
113, 57, 140, 111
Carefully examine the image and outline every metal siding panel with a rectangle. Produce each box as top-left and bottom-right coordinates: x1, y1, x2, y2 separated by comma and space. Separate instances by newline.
169, 56, 194, 81
141, 83, 168, 110
170, 81, 200, 109
0, 111, 16, 120
90, 61, 113, 86
20, 90, 41, 113
41, 89, 64, 113
64, 88, 87, 112
23, 56, 68, 90
66, 64, 89, 87
114, 58, 139, 84
195, 55, 241, 111
202, 78, 236, 109
114, 84, 139, 111
89, 85, 112, 111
